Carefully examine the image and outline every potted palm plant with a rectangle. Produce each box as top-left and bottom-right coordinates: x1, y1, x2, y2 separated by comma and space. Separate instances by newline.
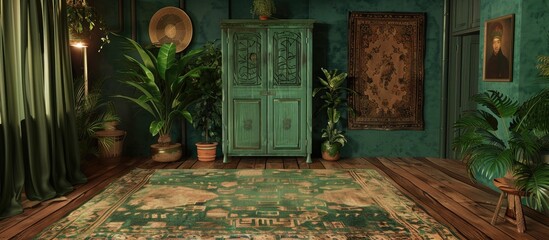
94, 102, 125, 159
114, 34, 204, 162
251, 0, 276, 20
188, 42, 222, 161
313, 68, 356, 161
74, 77, 121, 159
453, 57, 549, 212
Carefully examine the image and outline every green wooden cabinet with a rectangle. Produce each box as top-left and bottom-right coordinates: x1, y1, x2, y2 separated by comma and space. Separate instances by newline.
221, 19, 314, 163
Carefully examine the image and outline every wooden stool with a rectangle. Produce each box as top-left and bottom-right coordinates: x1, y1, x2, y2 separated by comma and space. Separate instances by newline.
491, 178, 527, 233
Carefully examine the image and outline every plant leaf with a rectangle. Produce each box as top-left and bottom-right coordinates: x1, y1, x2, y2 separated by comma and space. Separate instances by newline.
157, 43, 176, 81
150, 120, 165, 136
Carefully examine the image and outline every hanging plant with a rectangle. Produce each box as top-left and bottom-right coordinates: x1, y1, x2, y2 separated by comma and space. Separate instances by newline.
66, 0, 109, 50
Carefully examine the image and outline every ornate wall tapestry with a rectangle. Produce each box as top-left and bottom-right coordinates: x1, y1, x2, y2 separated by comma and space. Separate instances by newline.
348, 12, 425, 130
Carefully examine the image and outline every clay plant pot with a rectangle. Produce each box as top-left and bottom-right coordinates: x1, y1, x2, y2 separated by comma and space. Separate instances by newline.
322, 150, 340, 161
95, 130, 126, 159
259, 15, 269, 20
196, 142, 218, 161
150, 142, 182, 162
321, 141, 341, 161
102, 120, 119, 131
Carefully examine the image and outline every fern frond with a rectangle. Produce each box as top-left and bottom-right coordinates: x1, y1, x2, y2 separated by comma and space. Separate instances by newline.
473, 90, 518, 118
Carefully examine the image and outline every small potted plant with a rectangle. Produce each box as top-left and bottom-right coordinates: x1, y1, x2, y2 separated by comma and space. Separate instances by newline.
74, 76, 105, 159
188, 42, 222, 161
95, 102, 125, 159
73, 77, 122, 159
313, 68, 356, 161
251, 0, 276, 20
114, 34, 205, 162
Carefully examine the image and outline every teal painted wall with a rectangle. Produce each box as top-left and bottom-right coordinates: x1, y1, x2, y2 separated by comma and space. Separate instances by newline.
90, 0, 445, 158
308, 0, 445, 158
480, 0, 549, 101
516, 0, 549, 101
478, 0, 521, 99
89, 0, 549, 159
475, 0, 549, 187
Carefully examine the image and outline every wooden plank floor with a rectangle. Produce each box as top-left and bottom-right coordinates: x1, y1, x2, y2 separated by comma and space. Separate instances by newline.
1, 156, 548, 239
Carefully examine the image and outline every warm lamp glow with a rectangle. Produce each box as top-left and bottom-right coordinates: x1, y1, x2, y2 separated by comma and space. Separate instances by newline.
70, 42, 87, 48
69, 42, 89, 97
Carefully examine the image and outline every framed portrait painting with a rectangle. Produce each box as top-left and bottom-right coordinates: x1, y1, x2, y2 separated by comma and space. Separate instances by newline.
483, 14, 514, 82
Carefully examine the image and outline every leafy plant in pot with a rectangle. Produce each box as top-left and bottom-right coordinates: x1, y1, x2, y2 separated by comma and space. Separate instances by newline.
453, 84, 549, 211
73, 76, 119, 160
251, 0, 276, 20
114, 34, 204, 162
454, 44, 549, 214
94, 102, 125, 159
313, 68, 356, 161
188, 42, 222, 162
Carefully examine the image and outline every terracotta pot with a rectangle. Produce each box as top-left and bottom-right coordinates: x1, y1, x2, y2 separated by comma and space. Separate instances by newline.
321, 141, 341, 161
102, 121, 119, 131
196, 142, 218, 161
322, 150, 340, 161
150, 142, 182, 162
259, 15, 269, 20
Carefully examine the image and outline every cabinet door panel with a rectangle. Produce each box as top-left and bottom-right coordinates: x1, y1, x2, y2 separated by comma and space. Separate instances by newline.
231, 99, 265, 152
270, 29, 304, 87
228, 29, 266, 87
270, 98, 302, 151
452, 0, 470, 32
470, 0, 480, 28
267, 28, 308, 154
226, 28, 268, 154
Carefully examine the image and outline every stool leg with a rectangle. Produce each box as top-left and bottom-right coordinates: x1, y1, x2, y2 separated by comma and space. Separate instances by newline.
505, 194, 516, 219
491, 192, 505, 225
514, 195, 526, 233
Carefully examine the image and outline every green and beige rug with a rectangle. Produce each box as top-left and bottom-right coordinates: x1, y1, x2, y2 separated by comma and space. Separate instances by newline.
37, 169, 459, 239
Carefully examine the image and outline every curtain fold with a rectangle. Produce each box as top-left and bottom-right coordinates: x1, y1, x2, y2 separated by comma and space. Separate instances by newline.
0, 0, 26, 219
1, 0, 86, 219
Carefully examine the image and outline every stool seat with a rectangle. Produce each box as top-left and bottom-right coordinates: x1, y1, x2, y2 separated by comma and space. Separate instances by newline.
493, 178, 526, 196
491, 177, 527, 233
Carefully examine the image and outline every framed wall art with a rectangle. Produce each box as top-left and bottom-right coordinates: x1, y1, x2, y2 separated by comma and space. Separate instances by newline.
483, 14, 514, 82
348, 12, 425, 130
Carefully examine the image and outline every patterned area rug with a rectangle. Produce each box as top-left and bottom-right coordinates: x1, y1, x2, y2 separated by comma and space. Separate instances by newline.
37, 169, 458, 239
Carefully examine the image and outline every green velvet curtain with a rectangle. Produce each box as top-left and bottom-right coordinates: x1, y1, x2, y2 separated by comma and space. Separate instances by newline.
0, 0, 87, 219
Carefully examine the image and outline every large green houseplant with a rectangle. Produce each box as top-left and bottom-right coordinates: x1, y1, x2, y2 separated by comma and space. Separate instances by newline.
188, 42, 222, 161
313, 68, 356, 161
453, 58, 549, 212
114, 34, 204, 162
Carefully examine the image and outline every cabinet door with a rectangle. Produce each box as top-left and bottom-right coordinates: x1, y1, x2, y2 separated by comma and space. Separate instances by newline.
267, 28, 308, 154
470, 0, 480, 28
445, 34, 479, 159
226, 28, 268, 154
452, 0, 470, 32
459, 35, 479, 113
